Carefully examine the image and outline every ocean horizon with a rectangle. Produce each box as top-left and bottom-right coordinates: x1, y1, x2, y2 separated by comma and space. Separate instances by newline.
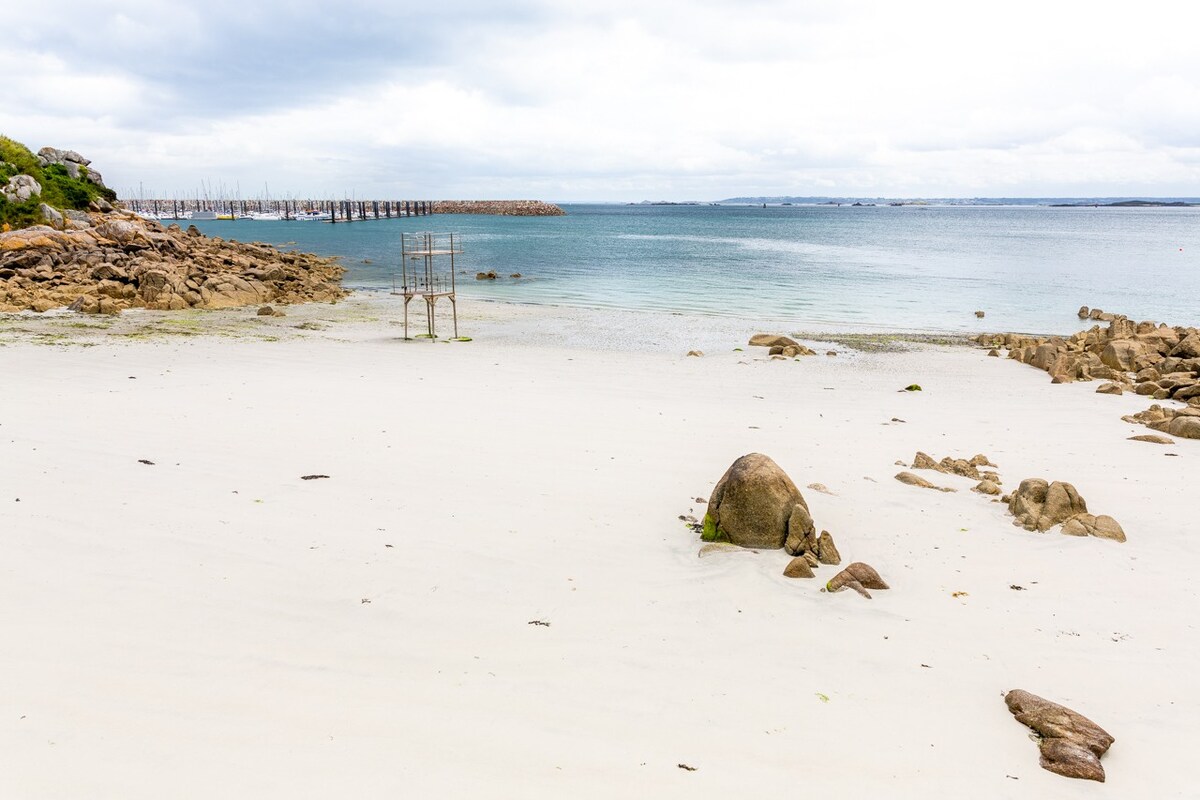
189, 202, 1199, 334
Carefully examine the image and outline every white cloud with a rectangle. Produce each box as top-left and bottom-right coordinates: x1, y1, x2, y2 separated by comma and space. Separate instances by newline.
2, 0, 1199, 199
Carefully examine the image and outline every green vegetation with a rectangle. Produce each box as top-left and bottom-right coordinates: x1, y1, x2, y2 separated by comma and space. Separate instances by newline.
700, 513, 728, 542
0, 135, 118, 229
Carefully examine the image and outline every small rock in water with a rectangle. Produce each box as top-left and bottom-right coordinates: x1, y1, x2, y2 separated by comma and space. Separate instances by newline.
257, 305, 275, 316
300, 474, 330, 480
806, 482, 835, 495
137, 459, 155, 466
975, 310, 985, 318
686, 350, 704, 357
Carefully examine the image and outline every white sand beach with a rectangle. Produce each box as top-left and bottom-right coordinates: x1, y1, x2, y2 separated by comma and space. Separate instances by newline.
1, 296, 1195, 798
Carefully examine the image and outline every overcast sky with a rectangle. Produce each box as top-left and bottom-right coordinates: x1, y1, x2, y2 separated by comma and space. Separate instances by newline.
4, 0, 1199, 200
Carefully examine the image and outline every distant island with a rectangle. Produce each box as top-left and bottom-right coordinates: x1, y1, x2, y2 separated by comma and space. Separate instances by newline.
1049, 200, 1199, 208
718, 195, 1200, 207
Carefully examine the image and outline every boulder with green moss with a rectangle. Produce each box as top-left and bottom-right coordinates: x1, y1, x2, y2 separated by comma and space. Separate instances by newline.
702, 453, 815, 551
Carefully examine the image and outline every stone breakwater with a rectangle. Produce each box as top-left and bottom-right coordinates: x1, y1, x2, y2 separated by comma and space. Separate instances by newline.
0, 211, 346, 314
431, 200, 565, 216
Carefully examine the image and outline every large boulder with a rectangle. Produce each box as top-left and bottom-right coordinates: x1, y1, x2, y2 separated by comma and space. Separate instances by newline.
1101, 339, 1155, 372
749, 333, 800, 349
703, 453, 811, 549
2, 174, 41, 203
1168, 415, 1200, 439
1008, 479, 1087, 532
1005, 690, 1114, 782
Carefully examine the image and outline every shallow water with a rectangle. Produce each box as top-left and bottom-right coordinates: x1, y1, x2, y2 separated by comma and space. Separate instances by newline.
189, 203, 1200, 333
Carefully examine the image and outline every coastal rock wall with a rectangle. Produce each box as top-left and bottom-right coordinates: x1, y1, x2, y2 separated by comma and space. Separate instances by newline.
0, 211, 346, 314
432, 200, 565, 216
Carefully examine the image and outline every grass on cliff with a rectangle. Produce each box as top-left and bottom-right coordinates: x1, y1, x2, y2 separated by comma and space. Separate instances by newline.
0, 135, 118, 228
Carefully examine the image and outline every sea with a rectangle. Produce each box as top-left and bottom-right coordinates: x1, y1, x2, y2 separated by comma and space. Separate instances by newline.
188, 204, 1200, 334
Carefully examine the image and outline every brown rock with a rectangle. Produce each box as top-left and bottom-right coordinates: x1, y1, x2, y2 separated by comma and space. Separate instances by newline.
1077, 305, 1090, 319
257, 305, 276, 316
686, 350, 703, 357
783, 503, 817, 556
783, 557, 814, 578
973, 479, 1001, 496
816, 531, 841, 565
1095, 382, 1123, 395
987, 348, 1000, 357
1004, 689, 1114, 782
704, 453, 810, 550
1007, 478, 1088, 532
911, 451, 938, 470
749, 334, 800, 348
1167, 415, 1200, 439
826, 562, 888, 599
1127, 434, 1174, 444
974, 310, 985, 318
895, 471, 956, 492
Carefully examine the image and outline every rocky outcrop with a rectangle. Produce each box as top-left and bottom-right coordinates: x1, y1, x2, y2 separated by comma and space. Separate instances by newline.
1122, 405, 1200, 440
37, 147, 106, 187
432, 200, 565, 216
974, 316, 1200, 402
1005, 479, 1125, 542
1005, 690, 1115, 782
703, 453, 812, 550
910, 451, 1000, 483
0, 211, 346, 313
3, 174, 41, 203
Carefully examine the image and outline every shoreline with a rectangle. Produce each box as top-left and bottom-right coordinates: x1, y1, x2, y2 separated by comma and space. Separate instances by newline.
2, 292, 1195, 796
0, 292, 1060, 354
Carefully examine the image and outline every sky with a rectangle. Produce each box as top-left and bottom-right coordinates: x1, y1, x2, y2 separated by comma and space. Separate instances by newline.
4, 0, 1199, 201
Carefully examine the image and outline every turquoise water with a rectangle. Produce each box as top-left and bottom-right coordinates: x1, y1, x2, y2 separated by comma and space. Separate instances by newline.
189, 204, 1200, 333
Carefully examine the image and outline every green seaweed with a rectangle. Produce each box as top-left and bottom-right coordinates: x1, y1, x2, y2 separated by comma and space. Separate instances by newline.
700, 513, 728, 542
903, 384, 922, 392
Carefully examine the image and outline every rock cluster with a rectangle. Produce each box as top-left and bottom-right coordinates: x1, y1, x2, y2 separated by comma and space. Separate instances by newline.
1005, 689, 1115, 782
1076, 305, 1120, 322
37, 147, 106, 187
974, 316, 1200, 400
3, 174, 41, 204
0, 211, 346, 313
1005, 478, 1125, 542
976, 314, 1200, 438
748, 333, 816, 357
700, 453, 842, 578
1121, 405, 1200, 440
910, 451, 1000, 484
432, 200, 565, 216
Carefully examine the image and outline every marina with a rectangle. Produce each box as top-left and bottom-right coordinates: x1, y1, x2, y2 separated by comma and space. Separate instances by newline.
127, 198, 433, 222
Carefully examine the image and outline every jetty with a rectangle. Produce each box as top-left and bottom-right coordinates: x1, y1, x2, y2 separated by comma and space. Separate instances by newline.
124, 198, 565, 221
